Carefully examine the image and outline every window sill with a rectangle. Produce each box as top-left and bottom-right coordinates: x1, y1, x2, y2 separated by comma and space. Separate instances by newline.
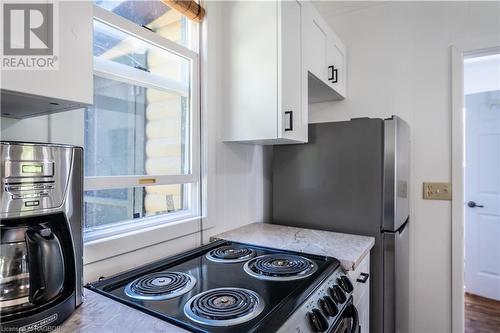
84, 216, 202, 265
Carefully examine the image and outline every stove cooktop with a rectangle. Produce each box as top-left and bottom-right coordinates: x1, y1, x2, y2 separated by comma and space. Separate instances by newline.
86, 240, 340, 333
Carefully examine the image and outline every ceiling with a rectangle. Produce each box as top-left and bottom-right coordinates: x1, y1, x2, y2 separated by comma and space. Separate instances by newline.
312, 1, 387, 18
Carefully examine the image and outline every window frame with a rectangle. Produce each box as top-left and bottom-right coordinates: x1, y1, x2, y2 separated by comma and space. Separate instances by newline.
84, 5, 200, 242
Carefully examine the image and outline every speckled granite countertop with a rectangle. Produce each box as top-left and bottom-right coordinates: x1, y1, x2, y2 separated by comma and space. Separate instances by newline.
212, 223, 375, 271
59, 289, 188, 333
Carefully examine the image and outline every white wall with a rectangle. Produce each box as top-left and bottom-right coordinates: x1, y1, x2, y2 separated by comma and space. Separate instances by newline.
0, 0, 272, 281
1, 116, 50, 142
310, 2, 500, 332
1, 109, 84, 145
203, 0, 272, 240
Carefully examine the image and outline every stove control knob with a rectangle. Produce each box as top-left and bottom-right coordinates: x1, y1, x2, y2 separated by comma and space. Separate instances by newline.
328, 285, 347, 304
338, 275, 354, 293
307, 308, 329, 332
319, 296, 338, 317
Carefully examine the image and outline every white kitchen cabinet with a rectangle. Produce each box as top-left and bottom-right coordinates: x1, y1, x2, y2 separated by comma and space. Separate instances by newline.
1, 1, 93, 118
357, 275, 370, 333
304, 10, 328, 82
220, 0, 307, 144
220, 1, 346, 144
348, 254, 370, 333
302, 2, 346, 102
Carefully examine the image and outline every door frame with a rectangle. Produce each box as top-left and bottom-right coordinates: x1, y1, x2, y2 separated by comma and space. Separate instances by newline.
451, 39, 500, 333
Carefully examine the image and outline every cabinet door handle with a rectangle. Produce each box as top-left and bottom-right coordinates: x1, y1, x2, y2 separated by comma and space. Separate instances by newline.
332, 68, 338, 83
328, 65, 338, 83
284, 111, 293, 131
328, 65, 335, 80
357, 272, 369, 283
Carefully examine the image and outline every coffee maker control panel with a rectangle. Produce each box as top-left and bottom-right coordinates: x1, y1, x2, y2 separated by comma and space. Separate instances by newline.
1, 142, 77, 215
4, 160, 57, 204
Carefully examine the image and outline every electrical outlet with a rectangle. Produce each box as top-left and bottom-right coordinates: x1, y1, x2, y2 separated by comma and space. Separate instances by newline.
423, 182, 452, 200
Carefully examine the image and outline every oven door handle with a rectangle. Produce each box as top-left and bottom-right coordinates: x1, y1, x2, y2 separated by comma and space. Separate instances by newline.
346, 304, 360, 333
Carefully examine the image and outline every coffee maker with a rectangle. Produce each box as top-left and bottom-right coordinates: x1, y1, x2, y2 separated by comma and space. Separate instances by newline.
0, 142, 83, 331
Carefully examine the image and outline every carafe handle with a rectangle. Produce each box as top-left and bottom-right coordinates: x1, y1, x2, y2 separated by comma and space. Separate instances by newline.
25, 226, 65, 304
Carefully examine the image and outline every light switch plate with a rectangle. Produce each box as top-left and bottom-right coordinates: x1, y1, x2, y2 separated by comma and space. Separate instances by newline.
423, 182, 452, 200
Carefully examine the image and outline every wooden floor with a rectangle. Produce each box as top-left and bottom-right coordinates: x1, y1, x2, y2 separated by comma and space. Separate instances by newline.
465, 293, 500, 333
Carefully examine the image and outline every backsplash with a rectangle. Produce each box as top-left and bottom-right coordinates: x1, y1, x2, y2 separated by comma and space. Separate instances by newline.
1, 108, 84, 146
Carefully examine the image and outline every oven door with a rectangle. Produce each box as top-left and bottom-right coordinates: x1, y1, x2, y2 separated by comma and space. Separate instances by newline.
330, 301, 360, 333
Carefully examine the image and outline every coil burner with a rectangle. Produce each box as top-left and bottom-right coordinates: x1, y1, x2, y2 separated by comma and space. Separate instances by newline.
184, 288, 265, 326
243, 254, 318, 281
124, 271, 196, 301
205, 245, 257, 263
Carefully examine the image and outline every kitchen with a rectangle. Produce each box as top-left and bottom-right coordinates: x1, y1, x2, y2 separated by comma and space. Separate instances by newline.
1, 1, 500, 333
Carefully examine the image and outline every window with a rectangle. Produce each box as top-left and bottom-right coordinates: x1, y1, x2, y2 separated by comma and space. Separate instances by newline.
84, 3, 199, 240
95, 0, 197, 51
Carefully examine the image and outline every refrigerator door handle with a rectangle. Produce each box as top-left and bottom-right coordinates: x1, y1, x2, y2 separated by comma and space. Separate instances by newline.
381, 217, 409, 234
397, 219, 409, 234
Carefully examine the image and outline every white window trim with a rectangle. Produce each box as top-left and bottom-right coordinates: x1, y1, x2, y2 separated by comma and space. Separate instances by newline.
84, 174, 198, 191
84, 5, 201, 247
198, 0, 217, 233
84, 216, 202, 265
93, 57, 190, 96
84, 209, 199, 243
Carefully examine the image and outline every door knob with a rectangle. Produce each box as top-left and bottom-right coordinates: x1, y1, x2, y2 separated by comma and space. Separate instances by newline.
467, 201, 484, 208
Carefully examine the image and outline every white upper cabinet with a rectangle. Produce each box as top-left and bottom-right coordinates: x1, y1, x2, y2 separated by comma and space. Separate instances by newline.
220, 0, 306, 144
1, 1, 93, 118
279, 1, 306, 143
303, 2, 346, 102
221, 0, 347, 144
304, 9, 328, 83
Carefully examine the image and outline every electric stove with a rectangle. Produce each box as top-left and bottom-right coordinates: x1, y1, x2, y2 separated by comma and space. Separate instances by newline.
86, 240, 358, 333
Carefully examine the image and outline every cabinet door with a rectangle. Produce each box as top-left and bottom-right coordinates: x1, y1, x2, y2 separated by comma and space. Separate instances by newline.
356, 276, 370, 333
326, 36, 346, 97
302, 6, 327, 82
1, 1, 93, 105
279, 0, 305, 142
220, 1, 278, 142
349, 254, 370, 333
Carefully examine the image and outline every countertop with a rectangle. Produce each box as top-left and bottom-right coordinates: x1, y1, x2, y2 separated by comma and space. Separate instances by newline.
212, 222, 375, 271
59, 289, 188, 333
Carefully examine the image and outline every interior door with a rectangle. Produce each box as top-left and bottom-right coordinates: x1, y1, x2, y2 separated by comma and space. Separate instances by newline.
465, 90, 500, 301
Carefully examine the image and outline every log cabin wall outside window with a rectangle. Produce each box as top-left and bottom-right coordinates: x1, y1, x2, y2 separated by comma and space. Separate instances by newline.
84, 1, 200, 241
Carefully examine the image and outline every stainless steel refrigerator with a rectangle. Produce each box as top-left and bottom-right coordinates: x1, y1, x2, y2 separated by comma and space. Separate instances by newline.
272, 116, 410, 333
